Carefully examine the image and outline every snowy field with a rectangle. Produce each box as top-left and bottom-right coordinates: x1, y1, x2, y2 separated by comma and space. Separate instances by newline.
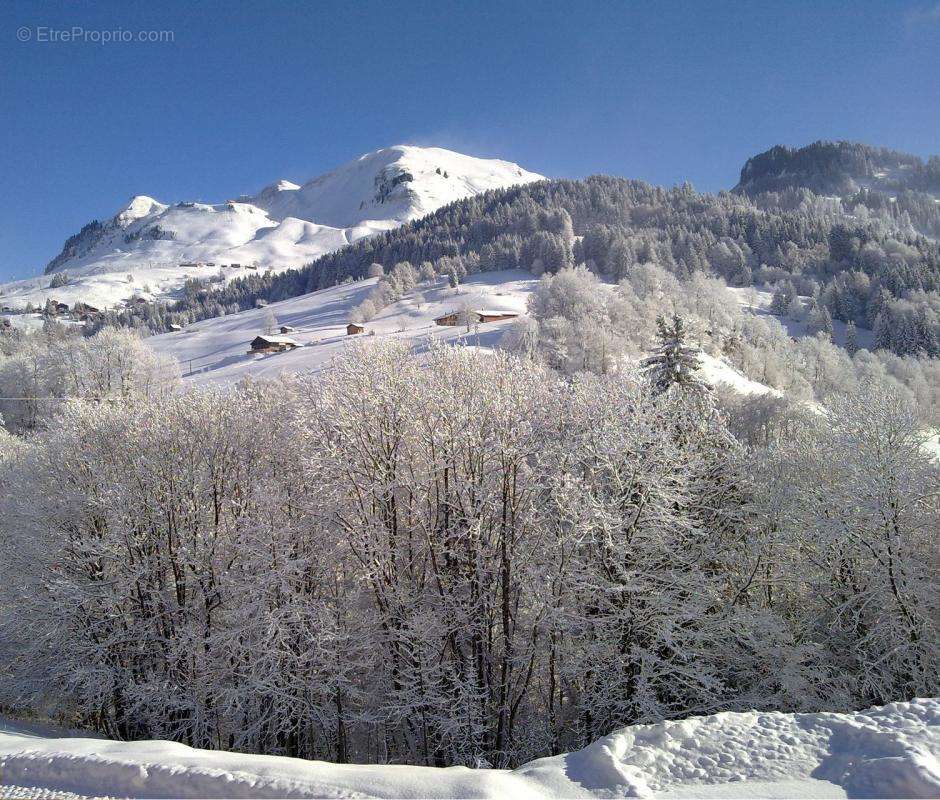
1, 699, 937, 799
146, 270, 779, 395
146, 270, 537, 386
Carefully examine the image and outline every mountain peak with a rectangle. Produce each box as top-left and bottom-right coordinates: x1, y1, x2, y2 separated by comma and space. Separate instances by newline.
6, 145, 542, 310
115, 196, 167, 227
251, 145, 543, 229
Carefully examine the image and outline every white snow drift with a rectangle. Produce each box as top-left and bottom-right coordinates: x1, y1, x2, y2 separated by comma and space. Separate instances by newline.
1, 699, 937, 799
0, 146, 542, 310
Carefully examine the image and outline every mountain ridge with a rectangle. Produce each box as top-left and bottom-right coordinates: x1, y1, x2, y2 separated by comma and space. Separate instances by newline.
734, 139, 940, 198
0, 146, 542, 310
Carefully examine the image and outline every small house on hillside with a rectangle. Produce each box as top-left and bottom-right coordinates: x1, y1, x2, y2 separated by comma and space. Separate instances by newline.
477, 309, 519, 323
346, 322, 366, 335
279, 325, 295, 334
434, 309, 519, 326
73, 302, 101, 320
249, 334, 299, 354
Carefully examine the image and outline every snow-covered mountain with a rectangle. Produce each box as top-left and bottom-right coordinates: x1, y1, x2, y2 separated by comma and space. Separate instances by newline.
0, 146, 542, 310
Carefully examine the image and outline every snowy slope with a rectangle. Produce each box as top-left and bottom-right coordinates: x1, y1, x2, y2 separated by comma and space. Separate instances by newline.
147, 270, 537, 386
0, 147, 542, 311
146, 270, 773, 396
1, 699, 937, 799
696, 351, 780, 397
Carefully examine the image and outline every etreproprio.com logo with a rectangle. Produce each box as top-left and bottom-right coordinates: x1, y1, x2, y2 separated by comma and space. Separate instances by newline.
17, 26, 175, 44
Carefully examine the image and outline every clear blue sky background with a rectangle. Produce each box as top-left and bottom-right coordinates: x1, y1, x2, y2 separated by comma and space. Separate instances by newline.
1, 0, 938, 281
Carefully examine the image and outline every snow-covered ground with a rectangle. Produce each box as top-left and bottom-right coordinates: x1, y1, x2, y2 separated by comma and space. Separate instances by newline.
146, 270, 769, 395
0, 146, 543, 311
1, 699, 937, 799
147, 270, 538, 386
696, 351, 780, 398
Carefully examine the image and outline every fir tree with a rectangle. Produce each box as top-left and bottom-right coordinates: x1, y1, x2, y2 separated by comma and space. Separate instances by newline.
844, 320, 859, 355
770, 281, 796, 317
806, 301, 833, 339
642, 314, 703, 394
874, 311, 892, 351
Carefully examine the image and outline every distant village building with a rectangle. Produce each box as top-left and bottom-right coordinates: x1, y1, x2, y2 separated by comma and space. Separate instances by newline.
249, 334, 299, 354
279, 325, 295, 334
433, 309, 519, 326
169, 323, 183, 332
73, 302, 101, 320
346, 322, 366, 335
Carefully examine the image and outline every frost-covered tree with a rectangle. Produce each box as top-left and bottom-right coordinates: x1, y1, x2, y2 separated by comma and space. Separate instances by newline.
641, 314, 703, 394
844, 320, 859, 355
805, 301, 834, 339
0, 340, 936, 766
262, 307, 278, 334
770, 280, 796, 315
750, 387, 939, 704
48, 271, 70, 289
0, 327, 178, 433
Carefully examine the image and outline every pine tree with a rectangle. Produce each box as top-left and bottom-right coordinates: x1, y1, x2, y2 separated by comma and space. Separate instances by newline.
806, 301, 833, 339
641, 314, 703, 394
874, 310, 892, 351
770, 281, 796, 316
844, 320, 859, 355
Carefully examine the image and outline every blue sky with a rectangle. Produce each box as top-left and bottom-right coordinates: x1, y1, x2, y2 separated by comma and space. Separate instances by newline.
0, 0, 938, 281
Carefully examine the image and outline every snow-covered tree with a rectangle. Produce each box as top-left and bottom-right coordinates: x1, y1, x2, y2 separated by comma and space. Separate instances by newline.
641, 314, 703, 394
262, 307, 278, 334
844, 320, 859, 355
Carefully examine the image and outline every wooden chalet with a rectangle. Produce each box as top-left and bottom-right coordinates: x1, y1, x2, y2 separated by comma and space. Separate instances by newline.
433, 309, 519, 326
249, 334, 299, 354
73, 302, 101, 320
346, 322, 366, 335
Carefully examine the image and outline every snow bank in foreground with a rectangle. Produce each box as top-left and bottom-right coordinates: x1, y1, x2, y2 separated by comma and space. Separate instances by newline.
1, 700, 937, 799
